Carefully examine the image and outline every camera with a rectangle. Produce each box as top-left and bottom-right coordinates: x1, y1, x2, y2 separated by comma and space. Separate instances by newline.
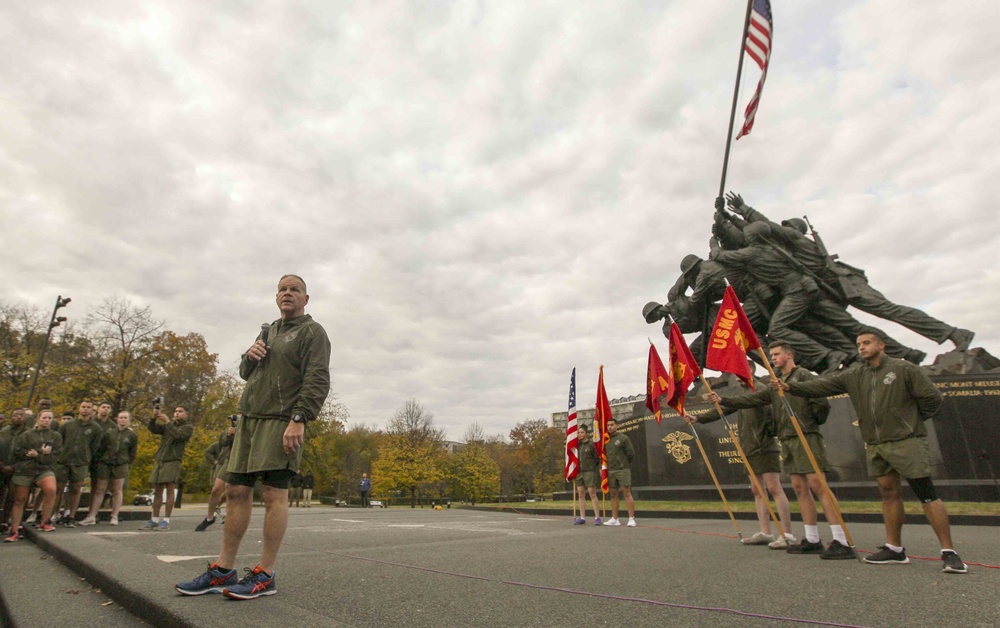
152, 396, 163, 411
229, 414, 239, 427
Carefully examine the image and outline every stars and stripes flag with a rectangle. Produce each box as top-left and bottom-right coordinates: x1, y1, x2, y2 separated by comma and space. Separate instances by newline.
593, 365, 612, 494
736, 0, 773, 139
564, 368, 580, 482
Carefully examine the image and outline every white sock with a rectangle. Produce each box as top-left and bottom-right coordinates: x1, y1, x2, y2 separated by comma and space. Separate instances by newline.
830, 525, 847, 545
162, 518, 169, 524
804, 525, 820, 543
885, 543, 903, 553
784, 532, 795, 540
151, 517, 160, 523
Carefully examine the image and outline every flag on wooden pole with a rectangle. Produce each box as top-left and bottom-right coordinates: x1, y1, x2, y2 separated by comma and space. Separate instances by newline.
706, 285, 761, 389
666, 322, 701, 416
736, 0, 773, 139
593, 366, 612, 494
645, 343, 671, 423
564, 368, 579, 482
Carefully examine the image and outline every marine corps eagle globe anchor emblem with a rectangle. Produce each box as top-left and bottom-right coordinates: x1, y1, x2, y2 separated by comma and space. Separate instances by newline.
663, 431, 695, 464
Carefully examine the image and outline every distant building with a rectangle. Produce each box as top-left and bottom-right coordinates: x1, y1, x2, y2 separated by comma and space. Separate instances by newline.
551, 393, 645, 432
443, 440, 465, 455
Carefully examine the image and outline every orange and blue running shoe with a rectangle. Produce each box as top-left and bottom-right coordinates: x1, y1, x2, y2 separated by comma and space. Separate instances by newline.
222, 565, 276, 600
175, 563, 238, 596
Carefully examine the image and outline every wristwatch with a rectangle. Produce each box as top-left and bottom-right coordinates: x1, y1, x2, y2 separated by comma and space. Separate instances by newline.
290, 413, 307, 424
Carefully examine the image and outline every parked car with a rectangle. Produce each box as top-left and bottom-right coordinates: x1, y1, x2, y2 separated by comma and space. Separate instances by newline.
370, 500, 385, 508
133, 492, 154, 506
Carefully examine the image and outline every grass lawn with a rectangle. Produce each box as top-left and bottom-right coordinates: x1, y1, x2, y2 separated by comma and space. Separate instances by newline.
483, 500, 1000, 516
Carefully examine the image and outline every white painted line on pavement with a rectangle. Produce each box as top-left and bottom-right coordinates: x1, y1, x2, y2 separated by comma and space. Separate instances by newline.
157, 555, 218, 563
388, 524, 425, 528
87, 531, 141, 536
330, 519, 364, 523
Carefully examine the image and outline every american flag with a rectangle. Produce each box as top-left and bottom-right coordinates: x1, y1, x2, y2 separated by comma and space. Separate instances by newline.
564, 368, 579, 482
736, 0, 773, 139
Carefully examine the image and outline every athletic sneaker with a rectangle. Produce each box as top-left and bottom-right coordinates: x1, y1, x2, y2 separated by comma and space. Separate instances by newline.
195, 517, 216, 532
24, 513, 37, 524
175, 563, 238, 596
109, 516, 119, 526
603, 518, 621, 526
626, 518, 637, 527
741, 532, 775, 545
768, 534, 797, 550
156, 520, 170, 531
593, 517, 602, 526
572, 518, 586, 525
786, 539, 825, 554
38, 522, 56, 532
62, 517, 76, 528
3, 532, 19, 543
864, 545, 909, 565
222, 566, 276, 600
820, 540, 857, 560
941, 551, 968, 574
139, 520, 158, 531
79, 516, 97, 526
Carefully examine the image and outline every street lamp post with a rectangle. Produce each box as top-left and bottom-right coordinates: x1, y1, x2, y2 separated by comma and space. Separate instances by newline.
25, 295, 71, 408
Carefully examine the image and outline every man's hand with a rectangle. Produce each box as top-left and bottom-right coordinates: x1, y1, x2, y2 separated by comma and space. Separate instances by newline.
26, 449, 38, 458
770, 379, 790, 392
708, 237, 721, 260
154, 410, 170, 425
283, 421, 305, 454
682, 413, 698, 425
714, 196, 725, 212
703, 391, 722, 404
246, 340, 268, 362
725, 191, 747, 215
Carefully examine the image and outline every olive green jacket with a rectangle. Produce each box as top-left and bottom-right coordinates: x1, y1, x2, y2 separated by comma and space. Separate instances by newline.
204, 431, 235, 470
578, 438, 599, 473
0, 423, 29, 467
103, 427, 139, 466
58, 418, 104, 467
605, 433, 635, 471
238, 314, 331, 422
718, 368, 830, 440
786, 357, 942, 445
149, 418, 194, 462
12, 428, 63, 477
698, 405, 778, 457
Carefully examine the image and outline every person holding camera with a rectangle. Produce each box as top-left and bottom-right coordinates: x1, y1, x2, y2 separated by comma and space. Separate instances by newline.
196, 418, 237, 531
176, 274, 330, 600
4, 410, 62, 541
140, 405, 194, 531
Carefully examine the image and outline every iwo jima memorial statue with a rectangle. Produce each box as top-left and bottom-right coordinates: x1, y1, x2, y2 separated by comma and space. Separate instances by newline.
553, 1, 998, 506
562, 194, 995, 507
556, 192, 999, 503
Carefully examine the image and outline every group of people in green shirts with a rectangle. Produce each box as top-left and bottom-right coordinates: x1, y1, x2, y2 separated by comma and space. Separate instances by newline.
574, 330, 968, 576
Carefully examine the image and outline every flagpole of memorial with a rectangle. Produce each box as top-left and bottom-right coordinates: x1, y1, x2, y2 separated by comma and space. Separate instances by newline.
717, 0, 754, 198
756, 349, 861, 559
648, 338, 742, 539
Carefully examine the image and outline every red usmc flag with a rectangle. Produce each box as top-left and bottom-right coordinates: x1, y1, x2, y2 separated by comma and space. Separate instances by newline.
706, 285, 761, 389
666, 322, 701, 416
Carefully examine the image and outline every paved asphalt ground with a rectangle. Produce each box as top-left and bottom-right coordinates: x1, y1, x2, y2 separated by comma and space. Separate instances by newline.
2, 505, 999, 627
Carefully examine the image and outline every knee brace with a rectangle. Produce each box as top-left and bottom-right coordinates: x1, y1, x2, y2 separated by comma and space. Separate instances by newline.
905, 476, 938, 503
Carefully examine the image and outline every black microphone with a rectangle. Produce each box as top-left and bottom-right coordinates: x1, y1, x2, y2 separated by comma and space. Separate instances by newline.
260, 323, 270, 346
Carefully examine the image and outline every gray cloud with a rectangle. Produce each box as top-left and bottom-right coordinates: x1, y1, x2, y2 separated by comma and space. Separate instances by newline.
2, 1, 997, 440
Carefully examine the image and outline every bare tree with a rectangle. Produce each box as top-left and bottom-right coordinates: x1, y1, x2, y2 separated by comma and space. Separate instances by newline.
462, 422, 486, 444
386, 398, 444, 446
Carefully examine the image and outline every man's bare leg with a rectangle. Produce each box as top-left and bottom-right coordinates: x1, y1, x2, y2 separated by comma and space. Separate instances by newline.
762, 472, 792, 535
791, 474, 818, 526
610, 488, 620, 520
66, 481, 83, 519
751, 480, 770, 535
86, 478, 109, 520
207, 478, 226, 519
587, 487, 600, 518
876, 473, 905, 546
163, 482, 176, 518
110, 479, 124, 520
218, 484, 252, 570
259, 485, 289, 574
921, 499, 955, 550
622, 487, 635, 519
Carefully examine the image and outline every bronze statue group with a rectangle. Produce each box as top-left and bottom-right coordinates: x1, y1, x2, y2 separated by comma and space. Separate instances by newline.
636, 194, 976, 574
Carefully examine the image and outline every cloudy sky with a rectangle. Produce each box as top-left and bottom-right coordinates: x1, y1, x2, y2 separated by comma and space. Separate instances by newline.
3, 1, 998, 440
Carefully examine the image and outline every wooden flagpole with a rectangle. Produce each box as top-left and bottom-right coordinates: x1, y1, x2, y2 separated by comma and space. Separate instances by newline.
687, 421, 742, 539
699, 374, 788, 538
755, 348, 860, 558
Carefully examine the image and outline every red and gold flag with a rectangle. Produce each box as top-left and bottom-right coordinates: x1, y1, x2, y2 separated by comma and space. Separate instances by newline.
666, 322, 701, 416
645, 344, 671, 423
706, 285, 762, 389
593, 365, 612, 494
